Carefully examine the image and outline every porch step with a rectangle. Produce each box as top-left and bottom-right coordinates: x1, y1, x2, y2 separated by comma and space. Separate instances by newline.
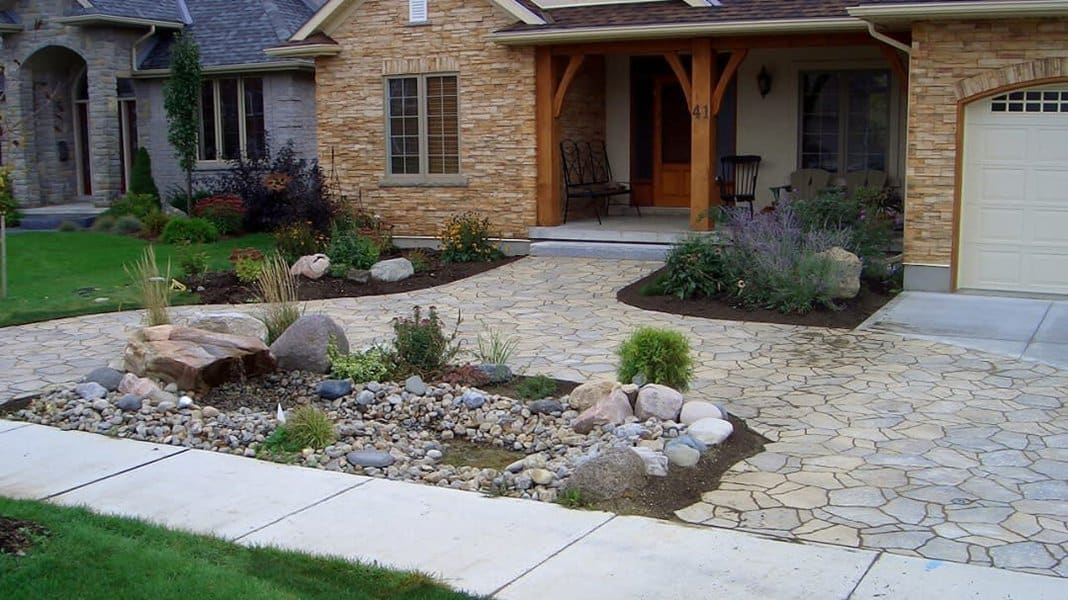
529, 241, 671, 261
17, 213, 100, 230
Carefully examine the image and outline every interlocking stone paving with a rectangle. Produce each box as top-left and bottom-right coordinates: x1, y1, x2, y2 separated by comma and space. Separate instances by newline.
2, 257, 1067, 576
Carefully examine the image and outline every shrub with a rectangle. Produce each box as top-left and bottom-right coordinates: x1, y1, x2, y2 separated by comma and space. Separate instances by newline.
407, 248, 431, 272
229, 247, 265, 265
515, 374, 556, 401
161, 217, 219, 244
391, 305, 461, 375
125, 246, 171, 326
193, 194, 245, 235
112, 215, 143, 235
617, 327, 693, 391
286, 405, 337, 449
661, 235, 726, 299
327, 229, 379, 271
235, 257, 264, 284
57, 220, 82, 232
328, 341, 392, 383
165, 185, 211, 214
438, 364, 491, 387
129, 147, 160, 198
178, 245, 209, 276
274, 221, 327, 263
0, 166, 21, 226
141, 210, 170, 237
793, 189, 893, 279
90, 214, 116, 233
104, 193, 160, 220
256, 253, 301, 344
475, 326, 519, 366
439, 212, 502, 263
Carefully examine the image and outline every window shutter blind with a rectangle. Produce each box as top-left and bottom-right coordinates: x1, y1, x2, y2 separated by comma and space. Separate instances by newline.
409, 0, 427, 22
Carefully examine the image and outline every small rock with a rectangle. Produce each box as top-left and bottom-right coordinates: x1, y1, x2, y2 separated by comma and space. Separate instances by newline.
680, 401, 727, 425
117, 373, 162, 398
355, 390, 375, 406
461, 390, 486, 409
667, 435, 708, 453
427, 449, 443, 460
115, 394, 142, 412
91, 399, 110, 412
688, 417, 734, 446
665, 444, 700, 467
629, 446, 669, 477
528, 399, 564, 414
82, 367, 124, 391
476, 364, 512, 384
614, 423, 647, 439
75, 382, 108, 400
347, 450, 395, 468
405, 375, 427, 396
318, 379, 353, 400
345, 268, 371, 283
635, 384, 684, 421
178, 395, 194, 408
631, 372, 647, 386
370, 258, 415, 282
572, 388, 632, 434
157, 400, 176, 412
164, 383, 179, 393
201, 406, 220, 418
528, 468, 554, 485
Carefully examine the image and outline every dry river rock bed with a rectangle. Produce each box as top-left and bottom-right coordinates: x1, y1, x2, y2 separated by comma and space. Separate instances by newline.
8, 372, 762, 511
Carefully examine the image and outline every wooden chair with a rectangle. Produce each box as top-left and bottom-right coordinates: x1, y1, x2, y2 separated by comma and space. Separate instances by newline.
845, 170, 888, 198
788, 168, 834, 201
717, 155, 762, 216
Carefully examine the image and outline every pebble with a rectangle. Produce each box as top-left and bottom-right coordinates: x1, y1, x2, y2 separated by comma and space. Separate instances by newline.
91, 399, 110, 412
178, 395, 194, 409
427, 449, 443, 460
461, 390, 486, 409
157, 400, 176, 412
528, 468, 554, 485
355, 390, 375, 406
202, 406, 220, 418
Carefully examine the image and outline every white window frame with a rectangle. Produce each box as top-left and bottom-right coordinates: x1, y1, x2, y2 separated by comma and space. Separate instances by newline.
197, 77, 264, 165
380, 73, 466, 187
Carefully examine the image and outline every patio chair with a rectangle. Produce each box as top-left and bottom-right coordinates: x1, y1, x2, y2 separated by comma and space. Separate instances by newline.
560, 139, 636, 224
845, 169, 888, 198
788, 168, 834, 201
716, 155, 762, 216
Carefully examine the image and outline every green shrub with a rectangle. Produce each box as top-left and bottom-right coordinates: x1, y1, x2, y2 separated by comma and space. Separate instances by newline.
439, 212, 502, 263
661, 235, 726, 299
286, 405, 337, 450
193, 194, 245, 235
327, 229, 380, 271
516, 375, 557, 401
0, 166, 20, 226
391, 305, 461, 375
235, 257, 264, 284
57, 220, 82, 232
794, 189, 893, 279
166, 185, 212, 214
617, 327, 693, 391
161, 217, 219, 244
104, 193, 160, 220
328, 341, 391, 383
129, 147, 160, 198
90, 214, 117, 233
757, 252, 839, 315
113, 214, 143, 235
274, 221, 326, 263
407, 248, 431, 272
178, 245, 209, 276
140, 210, 170, 237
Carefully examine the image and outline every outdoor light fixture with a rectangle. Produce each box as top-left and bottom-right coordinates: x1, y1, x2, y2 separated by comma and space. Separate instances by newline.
757, 66, 772, 98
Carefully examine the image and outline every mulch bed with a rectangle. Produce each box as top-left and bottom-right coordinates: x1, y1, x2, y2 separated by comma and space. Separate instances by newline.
0, 516, 48, 556
617, 267, 897, 330
186, 250, 521, 305
590, 416, 768, 520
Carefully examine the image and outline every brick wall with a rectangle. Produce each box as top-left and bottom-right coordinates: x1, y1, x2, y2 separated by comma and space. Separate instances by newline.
315, 0, 537, 238
905, 18, 1068, 265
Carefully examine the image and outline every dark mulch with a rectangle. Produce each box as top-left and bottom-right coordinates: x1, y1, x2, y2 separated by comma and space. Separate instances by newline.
617, 267, 897, 330
186, 250, 521, 305
589, 416, 769, 520
480, 375, 581, 401
0, 516, 48, 556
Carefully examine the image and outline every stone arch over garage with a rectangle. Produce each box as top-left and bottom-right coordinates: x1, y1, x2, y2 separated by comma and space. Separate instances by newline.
955, 57, 1068, 103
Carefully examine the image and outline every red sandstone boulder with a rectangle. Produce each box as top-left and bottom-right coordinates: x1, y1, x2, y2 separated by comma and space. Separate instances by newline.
123, 325, 276, 392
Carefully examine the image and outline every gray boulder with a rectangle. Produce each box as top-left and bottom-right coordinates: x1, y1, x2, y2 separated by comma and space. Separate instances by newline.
571, 388, 632, 434
82, 367, 124, 391
634, 384, 684, 421
186, 311, 269, 343
347, 450, 395, 468
476, 363, 513, 384
317, 379, 353, 400
370, 258, 414, 282
816, 246, 862, 299
75, 382, 108, 400
562, 448, 648, 502
528, 399, 564, 415
270, 314, 349, 373
115, 393, 143, 412
665, 443, 700, 468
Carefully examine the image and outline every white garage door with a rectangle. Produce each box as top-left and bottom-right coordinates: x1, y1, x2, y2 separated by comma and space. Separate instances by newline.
960, 87, 1068, 295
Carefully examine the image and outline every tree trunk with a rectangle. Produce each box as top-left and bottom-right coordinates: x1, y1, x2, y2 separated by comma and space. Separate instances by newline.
185, 169, 193, 214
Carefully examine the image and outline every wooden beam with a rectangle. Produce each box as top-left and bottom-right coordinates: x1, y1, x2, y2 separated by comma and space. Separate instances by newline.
552, 53, 585, 119
536, 47, 562, 226
690, 39, 717, 231
663, 51, 693, 110
878, 44, 909, 94
712, 48, 746, 116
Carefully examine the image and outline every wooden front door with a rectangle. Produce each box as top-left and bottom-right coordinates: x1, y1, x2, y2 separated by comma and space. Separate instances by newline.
653, 76, 691, 207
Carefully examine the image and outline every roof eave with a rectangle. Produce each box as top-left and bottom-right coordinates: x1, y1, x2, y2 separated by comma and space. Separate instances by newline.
264, 44, 341, 58
490, 17, 868, 45
133, 60, 315, 79
848, 1, 1068, 24
55, 14, 184, 29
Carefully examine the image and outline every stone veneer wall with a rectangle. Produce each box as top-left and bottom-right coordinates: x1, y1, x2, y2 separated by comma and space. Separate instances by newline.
558, 56, 606, 146
905, 18, 1068, 267
315, 0, 537, 238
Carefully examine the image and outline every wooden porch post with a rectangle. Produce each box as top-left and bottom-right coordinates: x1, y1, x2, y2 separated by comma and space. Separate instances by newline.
690, 39, 717, 230
535, 47, 562, 226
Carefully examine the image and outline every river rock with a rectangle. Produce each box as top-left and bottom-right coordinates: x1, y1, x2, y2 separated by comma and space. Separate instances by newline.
561, 448, 648, 502
82, 367, 124, 391
528, 468, 555, 485
668, 435, 708, 453
461, 390, 487, 409
270, 314, 348, 373
629, 446, 669, 476
688, 417, 734, 446
318, 379, 353, 400
75, 382, 108, 400
370, 258, 414, 282
347, 450, 395, 468
568, 380, 618, 411
476, 364, 513, 384
571, 388, 632, 434
665, 443, 700, 467
124, 325, 276, 392
186, 311, 269, 342
634, 384, 684, 421
528, 399, 564, 415
404, 375, 427, 396
679, 401, 728, 425
115, 394, 143, 412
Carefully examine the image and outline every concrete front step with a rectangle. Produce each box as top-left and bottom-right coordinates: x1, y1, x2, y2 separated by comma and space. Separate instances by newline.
529, 241, 671, 261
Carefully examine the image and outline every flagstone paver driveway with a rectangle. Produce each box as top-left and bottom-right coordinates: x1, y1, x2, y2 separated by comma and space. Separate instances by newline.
2, 257, 1067, 576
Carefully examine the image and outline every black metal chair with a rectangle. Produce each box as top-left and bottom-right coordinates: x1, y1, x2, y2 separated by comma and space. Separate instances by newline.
717, 155, 762, 216
560, 140, 637, 224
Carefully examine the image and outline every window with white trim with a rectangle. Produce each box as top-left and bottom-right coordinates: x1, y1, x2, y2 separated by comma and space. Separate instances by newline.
799, 70, 890, 175
991, 90, 1068, 113
199, 77, 266, 161
409, 0, 428, 23
386, 74, 459, 176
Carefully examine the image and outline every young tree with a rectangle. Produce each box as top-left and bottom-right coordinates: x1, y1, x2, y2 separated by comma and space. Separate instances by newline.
163, 32, 202, 210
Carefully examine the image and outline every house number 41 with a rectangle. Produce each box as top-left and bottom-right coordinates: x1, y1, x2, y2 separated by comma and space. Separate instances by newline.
691, 104, 710, 119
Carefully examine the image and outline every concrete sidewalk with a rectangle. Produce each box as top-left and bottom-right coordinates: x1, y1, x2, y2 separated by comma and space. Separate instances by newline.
1, 421, 1063, 599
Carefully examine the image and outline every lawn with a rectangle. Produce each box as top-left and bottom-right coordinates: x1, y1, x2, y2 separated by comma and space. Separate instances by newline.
0, 231, 274, 327
0, 497, 472, 600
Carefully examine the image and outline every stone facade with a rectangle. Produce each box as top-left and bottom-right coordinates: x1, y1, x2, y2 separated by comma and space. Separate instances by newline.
559, 56, 606, 146
905, 18, 1068, 268
315, 0, 536, 238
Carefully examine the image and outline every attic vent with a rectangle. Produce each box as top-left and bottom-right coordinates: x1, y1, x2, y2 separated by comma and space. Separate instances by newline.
409, 0, 428, 23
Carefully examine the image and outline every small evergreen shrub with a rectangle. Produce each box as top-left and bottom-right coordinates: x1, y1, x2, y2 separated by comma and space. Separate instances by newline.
141, 210, 170, 237
0, 166, 21, 226
193, 194, 246, 235
286, 405, 337, 449
391, 305, 461, 374
617, 327, 693, 391
235, 257, 264, 284
161, 217, 219, 244
104, 193, 160, 220
661, 235, 726, 299
439, 212, 502, 263
90, 214, 117, 233
112, 215, 144, 235
327, 229, 380, 271
178, 245, 209, 276
328, 341, 392, 383
129, 147, 160, 198
515, 375, 557, 401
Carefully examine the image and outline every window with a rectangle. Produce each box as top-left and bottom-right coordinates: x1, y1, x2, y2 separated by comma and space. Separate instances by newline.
800, 70, 890, 175
386, 74, 459, 178
199, 78, 266, 161
409, 0, 428, 23
991, 90, 1068, 113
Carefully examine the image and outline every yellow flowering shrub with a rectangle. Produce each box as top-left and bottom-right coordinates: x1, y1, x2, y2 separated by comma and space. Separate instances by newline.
439, 212, 502, 263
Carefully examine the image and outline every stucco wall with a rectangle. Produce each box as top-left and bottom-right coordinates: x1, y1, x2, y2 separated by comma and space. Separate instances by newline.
314, 0, 536, 238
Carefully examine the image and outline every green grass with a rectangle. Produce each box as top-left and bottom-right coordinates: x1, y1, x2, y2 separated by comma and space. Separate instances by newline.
0, 231, 274, 327
0, 496, 474, 600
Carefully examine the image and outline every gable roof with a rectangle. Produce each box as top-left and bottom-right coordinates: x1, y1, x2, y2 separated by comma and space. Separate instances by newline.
71, 0, 188, 23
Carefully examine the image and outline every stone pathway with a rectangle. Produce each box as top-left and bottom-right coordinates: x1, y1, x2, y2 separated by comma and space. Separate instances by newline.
2, 257, 1067, 576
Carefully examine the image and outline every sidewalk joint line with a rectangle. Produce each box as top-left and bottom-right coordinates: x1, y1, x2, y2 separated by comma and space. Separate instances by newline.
1023, 302, 1054, 356
43, 446, 190, 501
845, 551, 882, 600
232, 478, 373, 543
489, 514, 617, 598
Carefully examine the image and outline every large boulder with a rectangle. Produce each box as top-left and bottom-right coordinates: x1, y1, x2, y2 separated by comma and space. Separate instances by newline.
567, 380, 618, 411
571, 387, 632, 434
688, 417, 734, 446
370, 258, 414, 283
679, 401, 728, 425
186, 311, 268, 342
816, 246, 862, 299
290, 254, 331, 280
561, 448, 648, 502
123, 325, 275, 393
270, 314, 348, 373
634, 384, 684, 421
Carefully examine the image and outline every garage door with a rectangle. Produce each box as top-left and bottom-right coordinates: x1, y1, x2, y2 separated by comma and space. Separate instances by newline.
960, 87, 1068, 295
